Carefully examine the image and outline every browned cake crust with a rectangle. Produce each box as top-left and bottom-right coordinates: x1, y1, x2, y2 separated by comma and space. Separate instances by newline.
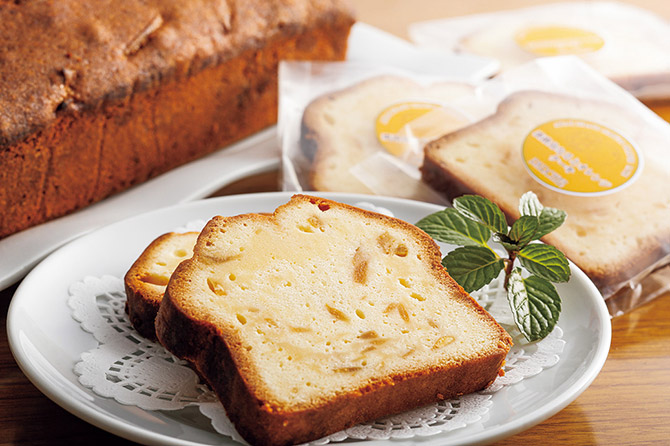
155, 194, 512, 446
125, 285, 161, 341
0, 0, 354, 239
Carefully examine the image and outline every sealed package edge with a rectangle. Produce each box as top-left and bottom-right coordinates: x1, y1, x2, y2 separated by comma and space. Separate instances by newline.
421, 57, 670, 312
279, 60, 494, 203
408, 1, 670, 101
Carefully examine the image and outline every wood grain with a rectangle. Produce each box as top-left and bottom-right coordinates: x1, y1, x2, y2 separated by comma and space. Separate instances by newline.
2, 1, 670, 444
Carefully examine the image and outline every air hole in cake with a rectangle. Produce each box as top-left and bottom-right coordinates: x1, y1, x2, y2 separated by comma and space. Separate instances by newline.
207, 278, 226, 296
174, 249, 188, 257
156, 261, 167, 266
395, 244, 408, 257
410, 292, 425, 301
399, 278, 411, 288
298, 224, 314, 233
353, 248, 368, 284
355, 309, 365, 319
324, 113, 336, 125
236, 314, 247, 324
229, 273, 236, 281
140, 273, 169, 286
433, 336, 455, 349
326, 304, 349, 322
308, 216, 324, 230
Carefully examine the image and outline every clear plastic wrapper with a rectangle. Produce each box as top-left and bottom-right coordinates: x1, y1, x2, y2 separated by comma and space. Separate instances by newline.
419, 56, 670, 314
278, 61, 495, 204
408, 1, 670, 101
280, 54, 670, 315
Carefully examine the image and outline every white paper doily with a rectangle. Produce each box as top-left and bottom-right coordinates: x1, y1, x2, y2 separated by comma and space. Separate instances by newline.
68, 273, 564, 445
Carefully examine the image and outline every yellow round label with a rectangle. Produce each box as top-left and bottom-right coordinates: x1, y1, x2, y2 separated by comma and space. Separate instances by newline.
515, 26, 605, 56
375, 102, 470, 157
522, 119, 642, 196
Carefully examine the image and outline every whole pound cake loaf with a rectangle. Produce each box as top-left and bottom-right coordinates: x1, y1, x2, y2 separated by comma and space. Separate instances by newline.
0, 0, 354, 239
125, 231, 198, 340
422, 90, 670, 298
156, 194, 512, 446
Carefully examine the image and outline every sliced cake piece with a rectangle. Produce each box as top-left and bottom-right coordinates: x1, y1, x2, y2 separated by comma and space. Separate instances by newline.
156, 194, 512, 446
125, 231, 198, 340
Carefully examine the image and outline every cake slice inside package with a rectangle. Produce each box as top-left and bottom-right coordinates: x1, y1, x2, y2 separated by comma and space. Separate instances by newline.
408, 2, 670, 103
279, 60, 497, 203
420, 56, 670, 314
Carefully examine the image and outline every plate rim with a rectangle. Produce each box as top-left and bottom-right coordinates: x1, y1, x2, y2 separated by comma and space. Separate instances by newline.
7, 191, 612, 446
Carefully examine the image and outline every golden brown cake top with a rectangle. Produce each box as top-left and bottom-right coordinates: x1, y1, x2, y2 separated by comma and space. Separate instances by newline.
0, 0, 354, 147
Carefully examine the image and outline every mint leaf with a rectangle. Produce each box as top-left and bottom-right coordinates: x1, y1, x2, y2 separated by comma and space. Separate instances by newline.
507, 269, 561, 341
508, 215, 539, 248
453, 195, 508, 234
415, 208, 490, 247
518, 191, 566, 240
519, 191, 543, 217
536, 207, 567, 240
492, 232, 520, 252
442, 246, 504, 293
518, 244, 570, 283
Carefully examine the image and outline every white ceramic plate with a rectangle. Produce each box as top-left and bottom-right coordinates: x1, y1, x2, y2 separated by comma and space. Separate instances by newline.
8, 192, 611, 446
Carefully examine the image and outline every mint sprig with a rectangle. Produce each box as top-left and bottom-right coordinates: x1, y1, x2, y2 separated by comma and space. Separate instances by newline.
416, 191, 568, 342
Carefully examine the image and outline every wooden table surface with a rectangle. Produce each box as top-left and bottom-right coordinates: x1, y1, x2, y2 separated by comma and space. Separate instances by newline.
2, 1, 670, 445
